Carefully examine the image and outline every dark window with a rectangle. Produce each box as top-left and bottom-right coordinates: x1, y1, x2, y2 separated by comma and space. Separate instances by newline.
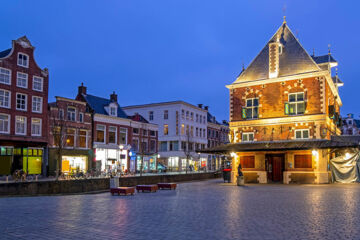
240, 156, 255, 168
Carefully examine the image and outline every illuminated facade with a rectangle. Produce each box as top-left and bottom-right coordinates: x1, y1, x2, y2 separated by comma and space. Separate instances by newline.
226, 19, 343, 183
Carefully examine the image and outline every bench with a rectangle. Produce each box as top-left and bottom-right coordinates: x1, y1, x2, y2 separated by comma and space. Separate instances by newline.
136, 185, 158, 193
110, 187, 135, 196
157, 183, 177, 190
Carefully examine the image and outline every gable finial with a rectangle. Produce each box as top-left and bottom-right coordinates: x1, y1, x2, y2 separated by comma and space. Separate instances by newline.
328, 44, 331, 55
242, 63, 245, 71
283, 16, 286, 24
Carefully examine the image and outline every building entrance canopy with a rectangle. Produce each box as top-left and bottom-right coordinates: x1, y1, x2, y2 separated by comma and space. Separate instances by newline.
199, 136, 360, 154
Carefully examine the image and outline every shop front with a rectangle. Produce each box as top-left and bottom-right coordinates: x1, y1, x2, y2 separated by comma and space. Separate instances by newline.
135, 155, 157, 172
0, 146, 44, 175
48, 148, 94, 176
94, 145, 129, 172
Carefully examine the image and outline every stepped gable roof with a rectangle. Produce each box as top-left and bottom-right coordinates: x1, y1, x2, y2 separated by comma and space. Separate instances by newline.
312, 54, 337, 65
0, 48, 11, 58
82, 94, 128, 118
233, 22, 320, 84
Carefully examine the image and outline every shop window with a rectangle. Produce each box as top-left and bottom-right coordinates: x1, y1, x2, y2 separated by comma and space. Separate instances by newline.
119, 128, 127, 144
242, 132, 254, 142
294, 154, 312, 168
96, 125, 105, 143
288, 92, 305, 115
18, 53, 29, 68
295, 129, 309, 139
164, 124, 169, 135
66, 129, 75, 147
109, 126, 117, 144
150, 140, 156, 152
240, 156, 255, 168
0, 68, 11, 85
79, 130, 87, 148
32, 76, 43, 92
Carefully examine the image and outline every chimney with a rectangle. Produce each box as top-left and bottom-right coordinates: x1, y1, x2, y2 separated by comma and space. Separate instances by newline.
110, 91, 118, 102
198, 104, 203, 109
78, 83, 87, 95
222, 120, 227, 124
204, 106, 208, 111
348, 113, 354, 118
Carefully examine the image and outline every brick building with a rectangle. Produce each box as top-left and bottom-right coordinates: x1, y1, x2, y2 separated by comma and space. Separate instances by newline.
0, 36, 48, 175
76, 84, 158, 173
341, 113, 360, 136
206, 107, 229, 170
204, 19, 348, 184
48, 97, 93, 175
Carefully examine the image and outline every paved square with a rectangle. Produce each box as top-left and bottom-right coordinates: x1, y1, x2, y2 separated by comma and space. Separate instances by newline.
1, 179, 360, 239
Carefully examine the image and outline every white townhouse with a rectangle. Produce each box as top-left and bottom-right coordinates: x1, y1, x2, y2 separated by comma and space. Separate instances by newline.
123, 101, 208, 171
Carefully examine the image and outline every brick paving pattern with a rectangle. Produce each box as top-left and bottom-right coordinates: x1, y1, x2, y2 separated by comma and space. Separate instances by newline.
1, 180, 360, 239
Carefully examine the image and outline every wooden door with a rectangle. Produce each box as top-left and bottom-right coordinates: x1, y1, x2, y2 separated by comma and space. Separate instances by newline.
266, 154, 284, 182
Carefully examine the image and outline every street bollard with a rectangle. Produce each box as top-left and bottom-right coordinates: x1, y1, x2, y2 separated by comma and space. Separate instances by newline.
35, 175, 38, 181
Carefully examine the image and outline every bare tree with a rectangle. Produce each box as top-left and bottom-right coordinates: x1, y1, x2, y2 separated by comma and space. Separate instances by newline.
50, 106, 68, 181
183, 128, 193, 174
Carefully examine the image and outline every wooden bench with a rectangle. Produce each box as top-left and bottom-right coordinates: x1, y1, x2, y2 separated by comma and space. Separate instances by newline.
110, 187, 135, 196
157, 183, 177, 190
136, 185, 158, 193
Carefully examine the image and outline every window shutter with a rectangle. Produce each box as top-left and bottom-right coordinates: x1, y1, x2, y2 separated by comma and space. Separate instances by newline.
242, 107, 247, 119
284, 102, 289, 115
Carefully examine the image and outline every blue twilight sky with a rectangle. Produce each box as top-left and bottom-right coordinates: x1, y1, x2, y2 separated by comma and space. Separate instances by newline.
1, 0, 359, 121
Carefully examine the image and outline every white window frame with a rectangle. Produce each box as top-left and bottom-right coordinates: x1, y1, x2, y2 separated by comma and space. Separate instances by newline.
15, 116, 27, 135
96, 124, 106, 143
16, 93, 27, 111
16, 72, 28, 88
288, 92, 305, 115
67, 107, 76, 121
59, 109, 64, 120
79, 129, 88, 149
32, 96, 43, 113
110, 106, 117, 116
17, 53, 29, 68
149, 111, 154, 121
31, 118, 42, 136
119, 127, 128, 145
0, 67, 11, 85
108, 126, 117, 144
295, 129, 310, 139
0, 114, 10, 134
0, 89, 11, 109
32, 76, 43, 92
242, 132, 254, 142
246, 98, 259, 119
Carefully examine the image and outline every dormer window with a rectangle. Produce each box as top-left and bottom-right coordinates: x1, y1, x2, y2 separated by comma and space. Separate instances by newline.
110, 106, 117, 116
18, 53, 29, 68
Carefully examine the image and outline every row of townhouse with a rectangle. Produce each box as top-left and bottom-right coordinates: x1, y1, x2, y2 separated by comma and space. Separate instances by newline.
0, 36, 229, 176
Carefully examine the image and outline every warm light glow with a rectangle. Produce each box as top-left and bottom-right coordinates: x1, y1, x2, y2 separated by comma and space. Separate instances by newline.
119, 145, 124, 150
345, 152, 351, 160
157, 154, 160, 158
312, 150, 318, 156
129, 152, 133, 157
230, 152, 236, 158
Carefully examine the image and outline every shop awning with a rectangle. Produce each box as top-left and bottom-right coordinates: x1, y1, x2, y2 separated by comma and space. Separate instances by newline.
198, 136, 360, 154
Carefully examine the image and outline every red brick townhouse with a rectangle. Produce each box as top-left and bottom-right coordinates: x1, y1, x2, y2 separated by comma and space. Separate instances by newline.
76, 84, 158, 173
0, 36, 48, 176
48, 96, 93, 176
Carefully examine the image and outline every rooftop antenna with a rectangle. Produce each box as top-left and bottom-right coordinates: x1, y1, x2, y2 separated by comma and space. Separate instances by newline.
242, 62, 245, 72
312, 48, 315, 56
328, 44, 331, 55
296, 29, 299, 40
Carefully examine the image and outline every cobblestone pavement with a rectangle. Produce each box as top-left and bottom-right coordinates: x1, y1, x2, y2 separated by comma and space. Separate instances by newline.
1, 180, 360, 240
